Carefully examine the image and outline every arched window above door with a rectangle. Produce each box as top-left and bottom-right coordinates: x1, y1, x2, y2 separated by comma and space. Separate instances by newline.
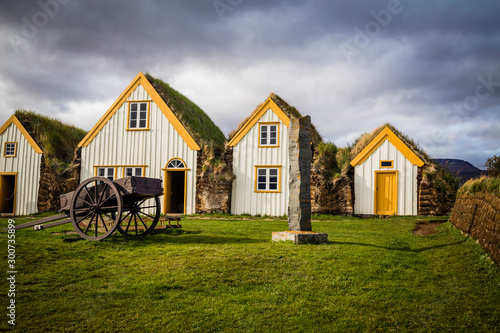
167, 158, 185, 169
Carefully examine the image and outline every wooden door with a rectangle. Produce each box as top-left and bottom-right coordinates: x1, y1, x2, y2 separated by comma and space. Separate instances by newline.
375, 172, 397, 215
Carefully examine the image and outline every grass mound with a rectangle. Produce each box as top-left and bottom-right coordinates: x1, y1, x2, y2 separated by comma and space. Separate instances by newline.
458, 176, 500, 196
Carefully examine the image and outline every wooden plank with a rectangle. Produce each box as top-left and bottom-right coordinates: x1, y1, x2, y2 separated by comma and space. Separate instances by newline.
33, 219, 71, 230
9, 213, 68, 230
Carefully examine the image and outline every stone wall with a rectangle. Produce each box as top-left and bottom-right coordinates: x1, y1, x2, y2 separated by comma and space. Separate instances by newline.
37, 149, 81, 212
311, 166, 354, 215
195, 144, 234, 213
419, 176, 456, 215
449, 192, 500, 266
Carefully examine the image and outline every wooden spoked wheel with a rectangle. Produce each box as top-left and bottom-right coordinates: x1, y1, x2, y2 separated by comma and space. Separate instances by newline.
116, 195, 161, 236
70, 177, 123, 241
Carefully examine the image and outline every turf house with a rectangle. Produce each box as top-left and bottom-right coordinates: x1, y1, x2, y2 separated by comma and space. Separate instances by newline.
0, 111, 86, 215
78, 72, 231, 215
227, 93, 323, 216
349, 124, 457, 215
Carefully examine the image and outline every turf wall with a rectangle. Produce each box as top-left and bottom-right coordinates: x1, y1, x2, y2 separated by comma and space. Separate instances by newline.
449, 192, 500, 266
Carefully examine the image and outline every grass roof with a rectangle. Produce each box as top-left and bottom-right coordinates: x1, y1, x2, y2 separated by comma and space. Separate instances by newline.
228, 93, 323, 146
145, 73, 226, 154
14, 110, 86, 168
349, 123, 430, 163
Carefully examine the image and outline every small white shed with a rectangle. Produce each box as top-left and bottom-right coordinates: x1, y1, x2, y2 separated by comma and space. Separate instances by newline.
0, 115, 42, 215
350, 126, 425, 215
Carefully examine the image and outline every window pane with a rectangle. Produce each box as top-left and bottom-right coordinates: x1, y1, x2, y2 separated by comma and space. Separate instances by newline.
270, 131, 277, 138
139, 120, 146, 128
269, 176, 278, 183
258, 184, 266, 190
125, 168, 132, 176
269, 183, 278, 190
258, 176, 266, 183
258, 169, 266, 176
130, 120, 137, 128
140, 103, 147, 111
130, 111, 137, 120
139, 111, 147, 120
135, 168, 142, 176
269, 169, 278, 176
270, 139, 277, 145
131, 104, 137, 111
270, 125, 276, 132
98, 168, 105, 177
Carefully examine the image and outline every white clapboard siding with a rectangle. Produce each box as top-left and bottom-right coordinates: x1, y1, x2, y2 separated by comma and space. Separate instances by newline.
354, 140, 418, 215
0, 122, 42, 215
80, 84, 197, 214
231, 109, 289, 216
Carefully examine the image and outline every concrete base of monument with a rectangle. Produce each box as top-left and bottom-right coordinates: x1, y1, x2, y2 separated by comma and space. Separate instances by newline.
272, 231, 328, 244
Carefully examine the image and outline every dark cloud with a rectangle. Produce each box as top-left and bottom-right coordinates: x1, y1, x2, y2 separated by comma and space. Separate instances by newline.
0, 0, 499, 168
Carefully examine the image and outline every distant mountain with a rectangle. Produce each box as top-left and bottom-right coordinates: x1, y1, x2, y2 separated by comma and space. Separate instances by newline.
434, 159, 487, 185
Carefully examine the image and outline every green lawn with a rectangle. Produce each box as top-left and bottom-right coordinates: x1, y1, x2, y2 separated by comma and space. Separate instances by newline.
1, 214, 499, 332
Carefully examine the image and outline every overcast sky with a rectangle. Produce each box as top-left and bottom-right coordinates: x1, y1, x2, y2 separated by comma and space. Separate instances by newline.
1, 0, 499, 168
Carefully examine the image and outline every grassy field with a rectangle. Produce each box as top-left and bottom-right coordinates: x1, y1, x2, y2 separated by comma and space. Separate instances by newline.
1, 214, 499, 332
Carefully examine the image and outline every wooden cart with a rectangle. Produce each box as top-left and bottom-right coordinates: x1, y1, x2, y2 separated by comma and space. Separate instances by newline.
59, 176, 163, 241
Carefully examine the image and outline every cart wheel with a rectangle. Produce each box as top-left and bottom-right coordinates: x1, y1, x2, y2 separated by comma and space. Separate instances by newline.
116, 195, 161, 236
70, 177, 123, 241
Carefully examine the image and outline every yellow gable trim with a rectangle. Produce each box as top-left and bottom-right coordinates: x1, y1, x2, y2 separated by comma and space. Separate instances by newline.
228, 97, 290, 147
0, 115, 42, 154
78, 72, 200, 150
350, 127, 425, 167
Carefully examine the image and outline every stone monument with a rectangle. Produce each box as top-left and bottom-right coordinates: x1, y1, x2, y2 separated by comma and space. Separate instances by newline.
272, 116, 328, 244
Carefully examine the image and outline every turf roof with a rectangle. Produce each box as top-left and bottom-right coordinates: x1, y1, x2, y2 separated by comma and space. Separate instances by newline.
228, 93, 323, 146
349, 123, 430, 165
145, 73, 226, 153
14, 110, 87, 167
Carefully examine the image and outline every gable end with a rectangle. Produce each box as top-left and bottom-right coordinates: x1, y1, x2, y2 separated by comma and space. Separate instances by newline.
350, 127, 424, 167
78, 72, 200, 150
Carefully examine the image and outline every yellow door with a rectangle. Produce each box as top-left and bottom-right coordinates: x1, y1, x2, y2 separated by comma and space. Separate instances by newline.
375, 172, 397, 215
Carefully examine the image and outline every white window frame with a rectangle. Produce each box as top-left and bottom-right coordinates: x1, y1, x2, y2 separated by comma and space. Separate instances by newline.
124, 167, 143, 177
97, 167, 115, 181
255, 166, 281, 192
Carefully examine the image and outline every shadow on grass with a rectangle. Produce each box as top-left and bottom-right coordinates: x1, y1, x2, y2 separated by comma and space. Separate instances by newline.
64, 229, 265, 246
332, 239, 467, 253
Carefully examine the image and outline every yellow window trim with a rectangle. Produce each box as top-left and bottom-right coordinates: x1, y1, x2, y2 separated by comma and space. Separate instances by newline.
380, 160, 394, 168
121, 165, 148, 178
258, 122, 280, 148
78, 72, 200, 151
374, 170, 399, 215
94, 166, 119, 178
228, 97, 289, 147
126, 101, 151, 131
0, 115, 42, 154
3, 142, 17, 157
350, 126, 424, 167
254, 165, 282, 193
0, 172, 18, 216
